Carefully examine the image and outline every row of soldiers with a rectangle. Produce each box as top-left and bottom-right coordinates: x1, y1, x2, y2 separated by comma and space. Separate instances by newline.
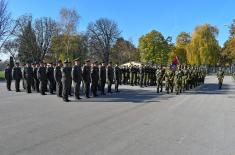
119, 64, 206, 95
4, 59, 122, 102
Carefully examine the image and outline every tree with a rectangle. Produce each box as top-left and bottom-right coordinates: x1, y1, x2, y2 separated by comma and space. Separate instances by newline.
3, 39, 18, 60
50, 34, 88, 62
187, 24, 220, 65
138, 30, 170, 65
171, 32, 191, 64
229, 19, 235, 39
0, 0, 12, 51
34, 17, 58, 61
59, 7, 80, 58
176, 32, 191, 47
220, 38, 235, 66
87, 18, 121, 64
17, 20, 39, 63
110, 37, 139, 64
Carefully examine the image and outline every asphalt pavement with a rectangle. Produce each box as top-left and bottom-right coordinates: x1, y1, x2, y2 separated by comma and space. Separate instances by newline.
0, 76, 235, 155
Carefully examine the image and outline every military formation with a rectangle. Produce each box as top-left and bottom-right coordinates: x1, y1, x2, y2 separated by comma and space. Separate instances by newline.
120, 64, 207, 95
4, 59, 122, 102
4, 59, 207, 102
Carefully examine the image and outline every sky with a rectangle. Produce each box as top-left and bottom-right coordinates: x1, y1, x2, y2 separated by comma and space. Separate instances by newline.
6, 0, 235, 46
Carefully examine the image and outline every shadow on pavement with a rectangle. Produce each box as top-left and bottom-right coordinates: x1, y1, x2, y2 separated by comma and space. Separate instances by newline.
76, 88, 175, 103
185, 83, 235, 95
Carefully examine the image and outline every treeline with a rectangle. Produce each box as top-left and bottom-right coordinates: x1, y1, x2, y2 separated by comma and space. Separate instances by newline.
0, 0, 235, 66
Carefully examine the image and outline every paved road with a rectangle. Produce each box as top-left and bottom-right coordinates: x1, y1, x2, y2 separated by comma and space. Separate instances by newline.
0, 76, 235, 155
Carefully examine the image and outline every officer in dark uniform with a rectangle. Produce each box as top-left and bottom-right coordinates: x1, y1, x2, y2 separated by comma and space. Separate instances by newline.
33, 63, 40, 93
114, 63, 121, 92
91, 61, 99, 97
72, 58, 83, 100
106, 61, 114, 93
4, 64, 12, 91
54, 60, 63, 97
37, 62, 47, 95
82, 59, 91, 98
99, 62, 106, 95
62, 60, 72, 102
23, 61, 33, 93
47, 62, 55, 94
12, 62, 22, 92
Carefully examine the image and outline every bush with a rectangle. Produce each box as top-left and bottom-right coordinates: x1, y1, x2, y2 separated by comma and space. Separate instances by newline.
0, 71, 5, 80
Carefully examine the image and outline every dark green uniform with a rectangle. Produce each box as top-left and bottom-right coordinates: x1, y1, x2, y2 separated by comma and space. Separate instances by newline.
139, 65, 144, 87
99, 65, 106, 95
82, 65, 91, 98
72, 64, 83, 99
106, 65, 114, 93
62, 65, 72, 101
37, 66, 47, 95
33, 66, 40, 92
114, 65, 121, 92
47, 66, 55, 94
12, 66, 22, 92
91, 65, 99, 97
54, 66, 62, 97
4, 67, 12, 91
24, 65, 33, 93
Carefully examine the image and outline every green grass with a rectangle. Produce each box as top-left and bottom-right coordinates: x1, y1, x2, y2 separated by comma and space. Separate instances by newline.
0, 71, 4, 80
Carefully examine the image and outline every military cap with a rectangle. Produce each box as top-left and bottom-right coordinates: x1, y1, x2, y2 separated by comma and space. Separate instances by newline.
85, 59, 90, 62
64, 60, 69, 63
74, 58, 80, 61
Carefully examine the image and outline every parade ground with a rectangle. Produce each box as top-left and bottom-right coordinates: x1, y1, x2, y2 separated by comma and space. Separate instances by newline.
0, 76, 235, 155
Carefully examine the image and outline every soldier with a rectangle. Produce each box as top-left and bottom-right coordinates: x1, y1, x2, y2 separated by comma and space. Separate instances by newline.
182, 65, 189, 91
91, 61, 99, 97
114, 63, 121, 92
62, 60, 72, 102
4, 64, 12, 91
165, 65, 174, 94
106, 61, 114, 93
37, 62, 47, 95
129, 64, 134, 86
217, 67, 224, 89
82, 59, 91, 98
23, 61, 33, 93
68, 61, 73, 96
47, 63, 55, 94
22, 63, 26, 90
12, 62, 22, 92
72, 58, 83, 100
133, 65, 138, 85
174, 66, 183, 95
156, 65, 165, 93
99, 62, 106, 95
54, 60, 63, 97
33, 63, 40, 93
31, 63, 36, 91
139, 64, 144, 87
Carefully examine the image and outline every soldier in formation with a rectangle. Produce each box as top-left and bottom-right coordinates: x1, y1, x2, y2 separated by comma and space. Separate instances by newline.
5, 59, 207, 102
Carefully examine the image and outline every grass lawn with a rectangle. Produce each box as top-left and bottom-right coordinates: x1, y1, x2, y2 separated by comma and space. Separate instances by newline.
0, 71, 4, 80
